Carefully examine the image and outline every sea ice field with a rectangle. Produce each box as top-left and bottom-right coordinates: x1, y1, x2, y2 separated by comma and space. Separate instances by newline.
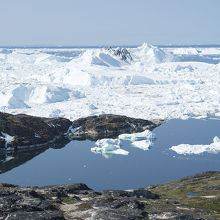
0, 43, 220, 121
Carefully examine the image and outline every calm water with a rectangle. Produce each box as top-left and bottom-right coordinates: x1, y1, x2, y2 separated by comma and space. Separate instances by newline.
0, 119, 219, 192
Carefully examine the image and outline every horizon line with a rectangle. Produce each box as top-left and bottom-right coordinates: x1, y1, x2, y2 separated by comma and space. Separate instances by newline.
1, 43, 220, 48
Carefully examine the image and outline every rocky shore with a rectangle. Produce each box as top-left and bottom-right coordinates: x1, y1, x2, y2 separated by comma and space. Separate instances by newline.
0, 171, 219, 219
0, 112, 163, 150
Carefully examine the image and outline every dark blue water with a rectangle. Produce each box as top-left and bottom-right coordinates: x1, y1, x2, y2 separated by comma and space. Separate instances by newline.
0, 119, 219, 192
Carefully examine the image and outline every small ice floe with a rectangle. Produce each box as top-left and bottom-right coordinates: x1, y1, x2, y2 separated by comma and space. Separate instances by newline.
91, 139, 129, 157
132, 140, 152, 150
0, 132, 15, 149
119, 129, 155, 141
119, 130, 155, 150
170, 136, 220, 155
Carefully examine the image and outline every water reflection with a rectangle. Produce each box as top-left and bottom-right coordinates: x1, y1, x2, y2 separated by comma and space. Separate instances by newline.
0, 138, 70, 174
0, 148, 47, 174
0, 119, 219, 191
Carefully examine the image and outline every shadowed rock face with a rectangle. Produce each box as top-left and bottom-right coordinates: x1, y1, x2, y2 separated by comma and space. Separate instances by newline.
70, 114, 164, 140
0, 112, 72, 150
105, 47, 133, 62
0, 171, 219, 219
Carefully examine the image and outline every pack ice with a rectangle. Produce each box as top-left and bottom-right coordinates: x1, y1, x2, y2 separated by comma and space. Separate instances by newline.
0, 43, 220, 121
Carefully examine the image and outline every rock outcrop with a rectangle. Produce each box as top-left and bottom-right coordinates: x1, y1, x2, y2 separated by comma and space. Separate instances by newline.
0, 112, 72, 150
0, 171, 219, 219
105, 47, 133, 62
0, 112, 163, 150
70, 114, 164, 140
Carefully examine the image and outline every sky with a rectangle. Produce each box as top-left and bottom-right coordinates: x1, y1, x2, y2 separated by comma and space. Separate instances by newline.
0, 0, 220, 46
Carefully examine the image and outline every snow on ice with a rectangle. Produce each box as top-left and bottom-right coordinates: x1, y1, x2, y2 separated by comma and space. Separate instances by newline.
0, 43, 219, 121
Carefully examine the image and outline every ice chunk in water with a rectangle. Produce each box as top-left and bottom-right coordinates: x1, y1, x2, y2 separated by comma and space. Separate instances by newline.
170, 136, 220, 155
119, 130, 155, 141
91, 139, 129, 157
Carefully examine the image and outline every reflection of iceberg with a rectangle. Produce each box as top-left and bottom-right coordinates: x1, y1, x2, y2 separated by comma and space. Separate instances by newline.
0, 148, 47, 174
0, 138, 70, 174
91, 130, 155, 157
170, 136, 220, 155
91, 139, 129, 158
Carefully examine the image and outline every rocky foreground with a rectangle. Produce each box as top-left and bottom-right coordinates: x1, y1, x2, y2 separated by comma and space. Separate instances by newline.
0, 112, 163, 150
0, 171, 219, 219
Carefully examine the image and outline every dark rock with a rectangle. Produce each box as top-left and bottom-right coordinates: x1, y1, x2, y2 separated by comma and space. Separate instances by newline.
5, 211, 65, 220
0, 171, 219, 220
0, 112, 72, 150
40, 183, 92, 199
93, 197, 145, 210
0, 112, 162, 149
133, 189, 160, 199
103, 189, 159, 200
93, 209, 148, 220
103, 190, 134, 198
70, 114, 163, 140
105, 47, 133, 62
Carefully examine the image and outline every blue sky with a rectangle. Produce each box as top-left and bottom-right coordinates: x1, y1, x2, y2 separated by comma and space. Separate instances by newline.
0, 0, 219, 46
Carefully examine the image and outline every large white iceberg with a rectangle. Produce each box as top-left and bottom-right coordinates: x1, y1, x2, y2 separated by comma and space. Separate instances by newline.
170, 136, 220, 155
91, 139, 129, 157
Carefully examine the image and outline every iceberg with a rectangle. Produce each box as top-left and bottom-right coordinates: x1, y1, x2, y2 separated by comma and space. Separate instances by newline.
91, 139, 129, 157
91, 130, 155, 158
132, 140, 152, 150
170, 136, 220, 155
119, 130, 155, 142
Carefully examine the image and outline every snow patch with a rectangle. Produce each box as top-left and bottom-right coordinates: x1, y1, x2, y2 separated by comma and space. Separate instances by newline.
0, 132, 15, 149
65, 126, 81, 135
